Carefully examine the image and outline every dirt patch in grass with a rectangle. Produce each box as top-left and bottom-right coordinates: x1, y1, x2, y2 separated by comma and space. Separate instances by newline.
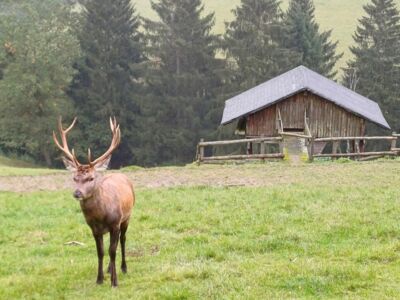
0, 160, 398, 193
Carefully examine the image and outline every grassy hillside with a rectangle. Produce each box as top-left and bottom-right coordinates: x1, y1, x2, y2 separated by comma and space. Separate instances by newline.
136, 0, 400, 76
0, 155, 38, 168
0, 155, 62, 176
0, 166, 62, 176
1, 161, 400, 298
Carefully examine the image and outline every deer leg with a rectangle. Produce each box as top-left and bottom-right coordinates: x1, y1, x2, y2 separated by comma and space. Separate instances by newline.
93, 233, 104, 284
109, 227, 120, 287
120, 221, 129, 273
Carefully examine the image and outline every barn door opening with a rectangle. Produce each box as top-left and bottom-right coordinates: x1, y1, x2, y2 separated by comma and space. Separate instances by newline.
277, 96, 306, 132
277, 108, 308, 135
278, 108, 310, 163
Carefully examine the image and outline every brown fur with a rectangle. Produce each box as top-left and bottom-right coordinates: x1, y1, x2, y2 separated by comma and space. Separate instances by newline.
75, 171, 135, 287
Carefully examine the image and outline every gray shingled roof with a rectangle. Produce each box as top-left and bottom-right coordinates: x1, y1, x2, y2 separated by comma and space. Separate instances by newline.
221, 65, 390, 129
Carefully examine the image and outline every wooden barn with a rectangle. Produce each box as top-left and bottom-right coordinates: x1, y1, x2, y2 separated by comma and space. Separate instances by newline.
196, 66, 398, 163
221, 65, 390, 138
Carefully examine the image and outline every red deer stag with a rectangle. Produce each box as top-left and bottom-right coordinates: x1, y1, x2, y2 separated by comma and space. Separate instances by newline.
53, 117, 135, 287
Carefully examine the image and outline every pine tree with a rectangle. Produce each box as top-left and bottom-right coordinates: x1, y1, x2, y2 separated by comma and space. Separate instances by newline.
142, 0, 223, 165
343, 0, 400, 133
68, 0, 145, 167
224, 0, 300, 90
0, 0, 78, 166
284, 0, 343, 78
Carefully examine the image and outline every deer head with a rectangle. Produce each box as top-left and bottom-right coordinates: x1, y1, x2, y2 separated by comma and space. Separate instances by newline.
53, 117, 121, 200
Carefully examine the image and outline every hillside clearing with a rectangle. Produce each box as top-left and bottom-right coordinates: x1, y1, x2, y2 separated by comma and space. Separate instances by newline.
136, 0, 400, 75
0, 155, 62, 177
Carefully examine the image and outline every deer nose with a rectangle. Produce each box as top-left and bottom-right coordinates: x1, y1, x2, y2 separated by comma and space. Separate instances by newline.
73, 190, 83, 199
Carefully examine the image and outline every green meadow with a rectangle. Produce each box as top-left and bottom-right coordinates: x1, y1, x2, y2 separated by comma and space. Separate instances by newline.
136, 0, 400, 74
1, 160, 400, 299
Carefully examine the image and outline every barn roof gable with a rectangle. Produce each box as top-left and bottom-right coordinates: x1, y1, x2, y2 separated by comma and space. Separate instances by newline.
221, 66, 390, 129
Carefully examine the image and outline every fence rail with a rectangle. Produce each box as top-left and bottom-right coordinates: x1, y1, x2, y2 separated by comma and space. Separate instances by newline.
197, 137, 284, 163
308, 133, 399, 161
314, 136, 397, 142
313, 151, 397, 158
202, 153, 285, 162
198, 136, 282, 147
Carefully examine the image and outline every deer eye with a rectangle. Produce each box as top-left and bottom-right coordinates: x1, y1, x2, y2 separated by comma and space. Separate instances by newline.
87, 177, 94, 182
73, 177, 78, 182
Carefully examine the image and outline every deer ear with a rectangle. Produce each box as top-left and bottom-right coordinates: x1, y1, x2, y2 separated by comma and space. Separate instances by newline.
94, 156, 111, 171
62, 157, 77, 171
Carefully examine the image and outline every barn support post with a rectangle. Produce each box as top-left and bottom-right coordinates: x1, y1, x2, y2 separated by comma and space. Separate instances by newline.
246, 142, 253, 155
277, 108, 283, 133
359, 139, 366, 153
308, 137, 315, 162
346, 140, 351, 158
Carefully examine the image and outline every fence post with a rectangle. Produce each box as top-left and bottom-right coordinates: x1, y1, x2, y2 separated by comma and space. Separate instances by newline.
332, 141, 339, 160
198, 138, 204, 164
308, 136, 315, 162
260, 135, 266, 155
355, 139, 360, 160
391, 132, 397, 151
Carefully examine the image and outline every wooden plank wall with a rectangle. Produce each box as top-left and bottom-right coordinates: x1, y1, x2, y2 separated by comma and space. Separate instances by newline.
245, 92, 365, 138
306, 94, 364, 137
246, 105, 276, 136
277, 93, 306, 130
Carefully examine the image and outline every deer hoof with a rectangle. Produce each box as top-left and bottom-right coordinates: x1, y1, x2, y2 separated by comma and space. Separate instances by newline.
121, 264, 127, 273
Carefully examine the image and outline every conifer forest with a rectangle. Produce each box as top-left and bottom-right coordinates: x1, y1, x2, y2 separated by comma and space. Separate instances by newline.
0, 0, 399, 167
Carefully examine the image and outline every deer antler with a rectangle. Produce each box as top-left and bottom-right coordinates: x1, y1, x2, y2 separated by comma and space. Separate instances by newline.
90, 117, 121, 166
53, 117, 81, 166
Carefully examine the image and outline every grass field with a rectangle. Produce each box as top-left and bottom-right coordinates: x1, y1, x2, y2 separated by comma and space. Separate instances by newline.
136, 0, 400, 75
1, 160, 400, 299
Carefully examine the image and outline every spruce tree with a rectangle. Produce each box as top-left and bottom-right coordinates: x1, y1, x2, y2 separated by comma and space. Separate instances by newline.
142, 0, 223, 165
343, 0, 400, 133
224, 0, 300, 90
284, 0, 343, 78
68, 0, 145, 167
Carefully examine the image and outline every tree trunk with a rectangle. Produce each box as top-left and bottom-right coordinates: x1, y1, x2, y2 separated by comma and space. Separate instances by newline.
42, 147, 52, 167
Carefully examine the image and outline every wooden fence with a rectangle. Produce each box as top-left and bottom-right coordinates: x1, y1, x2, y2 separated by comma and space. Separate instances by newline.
197, 132, 399, 164
196, 137, 284, 163
308, 133, 399, 162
